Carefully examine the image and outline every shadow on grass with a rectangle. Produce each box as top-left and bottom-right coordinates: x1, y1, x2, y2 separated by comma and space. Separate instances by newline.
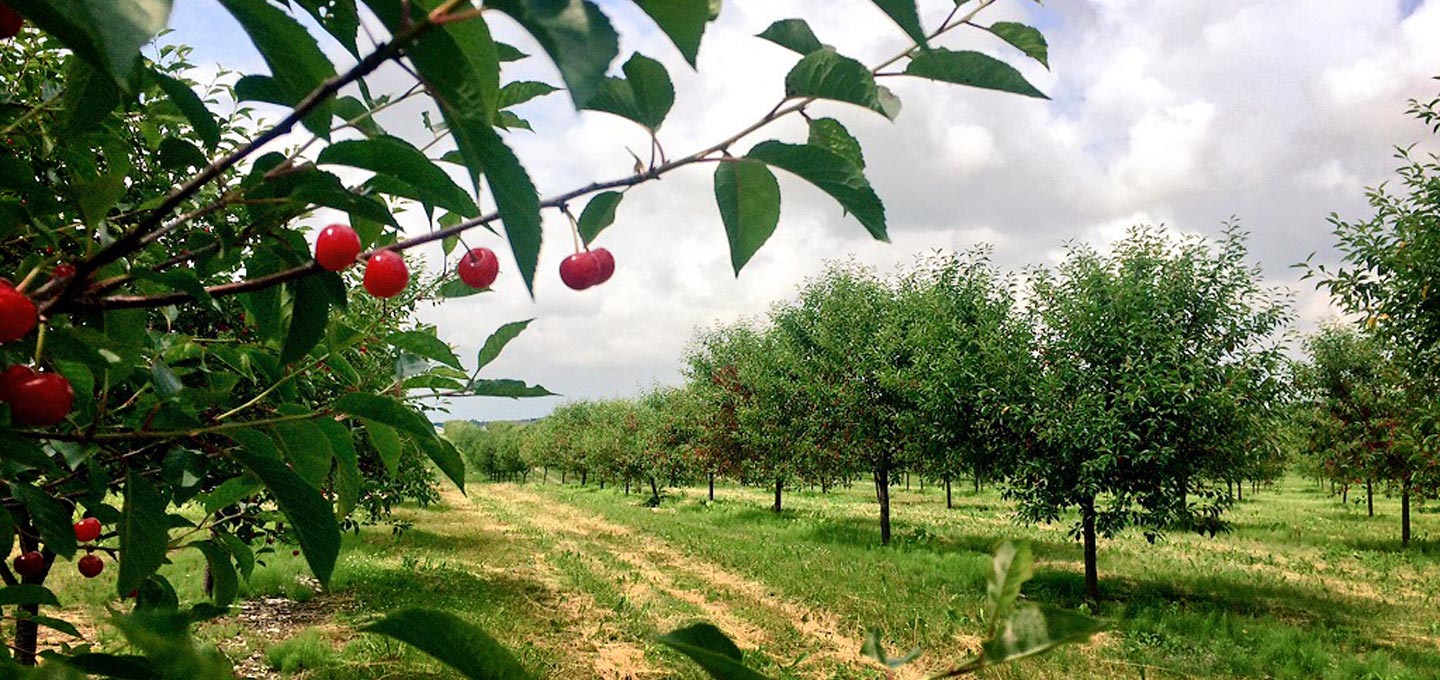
1344, 537, 1440, 555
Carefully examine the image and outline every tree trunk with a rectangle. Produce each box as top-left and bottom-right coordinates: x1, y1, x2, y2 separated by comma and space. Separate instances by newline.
1402, 477, 1412, 547
649, 477, 660, 505
974, 475, 981, 493
1342, 484, 1348, 504
580, 470, 587, 486
945, 477, 953, 509
1080, 497, 1099, 602
562, 470, 567, 484
905, 471, 910, 491
1236, 479, 1243, 502
624, 477, 630, 495
13, 521, 47, 666
773, 478, 783, 513
599, 477, 605, 490
874, 465, 892, 546
708, 473, 715, 501
1366, 478, 1374, 517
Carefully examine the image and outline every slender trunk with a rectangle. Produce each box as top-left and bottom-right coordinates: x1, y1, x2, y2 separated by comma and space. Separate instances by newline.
580, 471, 587, 486
874, 465, 892, 546
945, 477, 953, 509
1342, 484, 1348, 504
624, 477, 630, 495
599, 477, 605, 490
773, 478, 783, 513
973, 474, 980, 493
1366, 478, 1374, 517
1402, 477, 1412, 547
649, 477, 660, 505
1080, 496, 1099, 602
542, 466, 548, 484
1236, 479, 1243, 502
562, 470, 567, 484
905, 471, 910, 491
14, 518, 46, 666
708, 473, 715, 501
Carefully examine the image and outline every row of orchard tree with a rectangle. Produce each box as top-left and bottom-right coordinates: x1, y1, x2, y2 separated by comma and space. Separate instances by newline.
453, 225, 1303, 600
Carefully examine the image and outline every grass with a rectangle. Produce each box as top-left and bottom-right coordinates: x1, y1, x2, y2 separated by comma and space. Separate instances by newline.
31, 474, 1440, 679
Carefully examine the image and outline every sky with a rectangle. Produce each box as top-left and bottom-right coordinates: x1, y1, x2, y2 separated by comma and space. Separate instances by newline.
164, 0, 1440, 422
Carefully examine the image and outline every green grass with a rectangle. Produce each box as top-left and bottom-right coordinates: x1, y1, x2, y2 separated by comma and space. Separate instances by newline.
34, 474, 1440, 679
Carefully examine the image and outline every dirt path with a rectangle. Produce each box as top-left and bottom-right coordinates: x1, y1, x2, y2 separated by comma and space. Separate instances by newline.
477, 483, 928, 679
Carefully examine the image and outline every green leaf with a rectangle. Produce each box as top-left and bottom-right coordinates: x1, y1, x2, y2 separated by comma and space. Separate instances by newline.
978, 605, 1104, 667
986, 541, 1033, 635
280, 273, 343, 365
151, 69, 221, 148
117, 472, 169, 596
150, 361, 183, 399
582, 52, 674, 131
4, 0, 172, 89
495, 41, 529, 62
10, 482, 77, 559
867, 0, 927, 47
333, 393, 436, 440
228, 435, 341, 586
437, 279, 490, 298
217, 532, 255, 581
286, 171, 399, 228
192, 540, 238, 608
785, 48, 891, 119
0, 507, 12, 560
476, 320, 534, 371
62, 56, 121, 131
363, 419, 403, 477
333, 95, 387, 137
904, 48, 1047, 99
201, 477, 261, 515
414, 435, 466, 492
319, 136, 479, 218
361, 608, 533, 680
746, 140, 887, 241
218, 0, 338, 137
988, 21, 1049, 69
657, 623, 772, 680
272, 419, 333, 487
471, 379, 557, 398
315, 418, 361, 518
112, 610, 233, 679
714, 160, 781, 275
464, 124, 542, 295
756, 19, 823, 56
487, 0, 619, 107
806, 117, 865, 170
499, 80, 560, 109
387, 330, 463, 370
363, 0, 500, 124
0, 584, 61, 606
577, 191, 623, 246
157, 137, 209, 171
629, 0, 710, 66
0, 429, 61, 473
496, 110, 534, 131
295, 0, 361, 56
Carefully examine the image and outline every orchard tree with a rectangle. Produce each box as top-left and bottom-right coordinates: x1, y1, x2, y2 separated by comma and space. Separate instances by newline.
1307, 86, 1440, 541
0, 0, 1062, 674
1012, 226, 1292, 601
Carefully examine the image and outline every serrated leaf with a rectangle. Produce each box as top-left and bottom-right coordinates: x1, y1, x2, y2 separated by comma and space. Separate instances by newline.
333, 95, 387, 137
0, 429, 61, 473
495, 41, 528, 62
227, 436, 340, 586
476, 319, 534, 370
629, 0, 709, 66
868, 0, 927, 47
333, 393, 436, 440
904, 48, 1047, 99
467, 125, 542, 295
978, 605, 1104, 667
295, 0, 361, 56
488, 0, 619, 108
151, 69, 221, 148
807, 117, 865, 170
117, 473, 169, 596
438, 279, 490, 298
316, 418, 361, 518
714, 160, 780, 275
192, 540, 238, 608
219, 0, 337, 137
5, 0, 172, 90
280, 274, 342, 365
658, 623, 772, 680
784, 48, 890, 119
10, 482, 77, 559
150, 361, 183, 399
318, 136, 479, 218
746, 141, 887, 241
62, 56, 120, 131
987, 541, 1033, 633
0, 584, 61, 606
757, 18, 823, 56
362, 608, 532, 680
387, 330, 463, 370
577, 191, 623, 246
272, 419, 333, 487
582, 53, 674, 131
499, 80, 560, 109
201, 477, 261, 515
989, 21, 1048, 69
363, 419, 403, 477
414, 434, 466, 492
471, 379, 557, 398
362, 0, 500, 125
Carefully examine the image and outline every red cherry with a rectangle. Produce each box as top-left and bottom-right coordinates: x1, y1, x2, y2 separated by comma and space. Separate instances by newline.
590, 248, 615, 285
53, 263, 76, 279
314, 224, 362, 272
0, 282, 38, 343
363, 251, 409, 298
74, 517, 101, 543
559, 253, 602, 290
0, 364, 36, 403
12, 551, 43, 580
457, 247, 499, 289
6, 370, 74, 426
292, 550, 300, 557
77, 554, 103, 579
0, 4, 21, 41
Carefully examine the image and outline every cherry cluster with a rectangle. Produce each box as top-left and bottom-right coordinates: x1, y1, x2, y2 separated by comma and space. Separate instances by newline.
11, 518, 108, 581
1, 281, 73, 426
